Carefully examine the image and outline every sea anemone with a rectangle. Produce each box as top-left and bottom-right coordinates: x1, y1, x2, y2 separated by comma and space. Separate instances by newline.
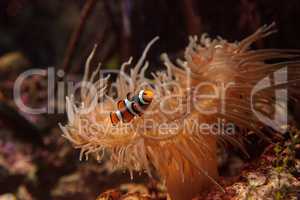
59, 23, 300, 200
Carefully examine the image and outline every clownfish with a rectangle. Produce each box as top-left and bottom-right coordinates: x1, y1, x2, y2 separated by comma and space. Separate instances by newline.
110, 89, 154, 126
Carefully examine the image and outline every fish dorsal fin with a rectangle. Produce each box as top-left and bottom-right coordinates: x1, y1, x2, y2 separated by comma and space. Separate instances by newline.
126, 92, 132, 100
117, 100, 126, 111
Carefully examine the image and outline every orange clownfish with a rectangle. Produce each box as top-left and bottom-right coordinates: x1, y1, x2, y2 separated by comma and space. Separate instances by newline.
110, 89, 154, 126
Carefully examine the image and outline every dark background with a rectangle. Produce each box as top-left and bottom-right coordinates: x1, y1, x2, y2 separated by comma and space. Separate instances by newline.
1, 0, 300, 71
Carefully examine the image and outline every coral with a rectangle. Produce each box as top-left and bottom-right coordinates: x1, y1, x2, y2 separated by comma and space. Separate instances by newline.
0, 186, 34, 200
233, 170, 299, 200
0, 139, 36, 179
60, 24, 300, 200
96, 182, 170, 200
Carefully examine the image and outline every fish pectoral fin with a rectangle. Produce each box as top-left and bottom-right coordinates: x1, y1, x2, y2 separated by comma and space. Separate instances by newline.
122, 111, 134, 123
